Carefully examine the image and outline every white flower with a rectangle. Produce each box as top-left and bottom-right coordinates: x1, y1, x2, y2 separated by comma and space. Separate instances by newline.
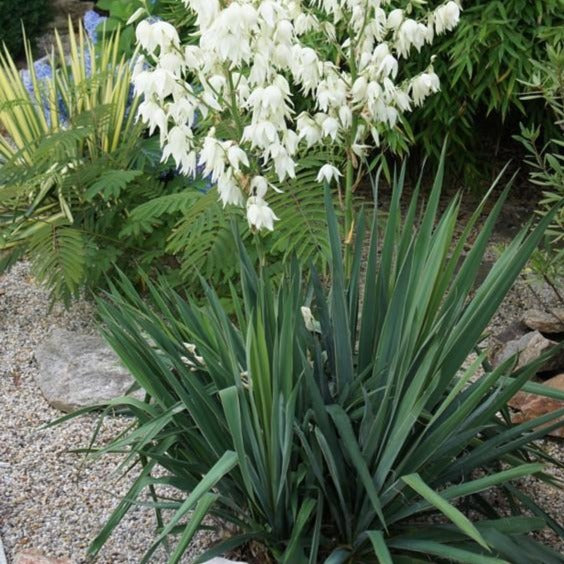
301, 306, 321, 332
435, 2, 461, 34
338, 105, 353, 129
316, 164, 342, 184
137, 100, 168, 138
218, 170, 245, 207
271, 146, 296, 181
136, 20, 180, 55
386, 9, 404, 30
226, 144, 250, 171
297, 113, 322, 147
251, 176, 276, 198
199, 129, 226, 180
396, 19, 427, 58
351, 76, 368, 103
321, 116, 340, 141
161, 125, 196, 174
246, 196, 279, 231
377, 54, 398, 79
411, 72, 440, 106
185, 0, 220, 30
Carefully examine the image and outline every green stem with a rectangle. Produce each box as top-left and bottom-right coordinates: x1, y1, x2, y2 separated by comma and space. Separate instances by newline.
254, 232, 266, 269
344, 155, 355, 272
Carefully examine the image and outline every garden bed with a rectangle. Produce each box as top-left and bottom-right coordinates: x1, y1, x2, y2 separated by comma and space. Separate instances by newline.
1, 232, 562, 562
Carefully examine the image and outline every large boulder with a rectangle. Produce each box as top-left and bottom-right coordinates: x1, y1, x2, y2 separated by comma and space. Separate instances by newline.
34, 328, 137, 412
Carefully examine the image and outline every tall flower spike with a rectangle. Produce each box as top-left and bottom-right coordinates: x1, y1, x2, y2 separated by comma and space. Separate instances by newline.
133, 1, 461, 228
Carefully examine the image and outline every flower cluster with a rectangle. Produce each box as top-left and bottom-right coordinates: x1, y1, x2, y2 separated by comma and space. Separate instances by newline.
133, 0, 461, 231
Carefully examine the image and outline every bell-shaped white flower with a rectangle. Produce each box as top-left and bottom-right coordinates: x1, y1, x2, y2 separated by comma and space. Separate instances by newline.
227, 144, 250, 171
386, 9, 404, 30
161, 125, 196, 175
250, 175, 269, 198
185, 0, 220, 30
321, 116, 340, 141
246, 196, 279, 231
316, 164, 342, 184
396, 19, 427, 58
138, 100, 168, 139
435, 2, 461, 34
199, 129, 227, 180
136, 20, 180, 55
218, 170, 245, 207
351, 76, 369, 103
411, 72, 440, 106
297, 113, 322, 147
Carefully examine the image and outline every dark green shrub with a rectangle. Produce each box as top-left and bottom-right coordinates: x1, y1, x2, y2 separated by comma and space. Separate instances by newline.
400, 0, 563, 180
0, 0, 51, 58
70, 160, 563, 563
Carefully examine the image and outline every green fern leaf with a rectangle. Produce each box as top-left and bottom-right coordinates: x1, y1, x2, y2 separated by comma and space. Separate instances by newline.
28, 224, 86, 304
85, 170, 144, 201
167, 190, 241, 284
121, 190, 203, 237
269, 153, 340, 270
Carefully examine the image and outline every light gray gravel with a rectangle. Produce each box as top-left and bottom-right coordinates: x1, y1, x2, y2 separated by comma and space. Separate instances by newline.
0, 262, 216, 563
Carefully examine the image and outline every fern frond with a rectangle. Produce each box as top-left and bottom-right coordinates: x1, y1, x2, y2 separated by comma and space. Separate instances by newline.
121, 189, 203, 237
269, 153, 339, 270
28, 224, 86, 304
167, 190, 241, 284
32, 126, 91, 162
85, 169, 143, 201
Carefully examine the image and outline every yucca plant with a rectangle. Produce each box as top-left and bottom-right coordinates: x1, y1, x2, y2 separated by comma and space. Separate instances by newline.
0, 20, 139, 162
75, 159, 563, 563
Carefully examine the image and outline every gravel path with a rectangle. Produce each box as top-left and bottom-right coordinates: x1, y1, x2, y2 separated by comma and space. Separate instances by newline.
0, 263, 216, 563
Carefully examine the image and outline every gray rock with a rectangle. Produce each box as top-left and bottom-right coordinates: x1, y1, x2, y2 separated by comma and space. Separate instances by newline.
492, 330, 564, 373
522, 308, 564, 334
34, 328, 137, 412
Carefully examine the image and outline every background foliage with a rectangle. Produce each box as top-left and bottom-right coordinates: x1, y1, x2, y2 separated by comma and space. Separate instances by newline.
0, 0, 51, 59
514, 41, 564, 302
400, 0, 563, 181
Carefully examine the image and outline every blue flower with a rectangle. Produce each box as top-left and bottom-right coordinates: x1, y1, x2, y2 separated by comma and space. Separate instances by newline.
83, 10, 107, 44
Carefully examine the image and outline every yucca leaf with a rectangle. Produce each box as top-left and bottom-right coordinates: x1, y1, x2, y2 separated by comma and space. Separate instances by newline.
387, 539, 506, 564
327, 404, 387, 532
166, 493, 218, 564
391, 464, 545, 523
402, 473, 490, 550
366, 530, 393, 564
